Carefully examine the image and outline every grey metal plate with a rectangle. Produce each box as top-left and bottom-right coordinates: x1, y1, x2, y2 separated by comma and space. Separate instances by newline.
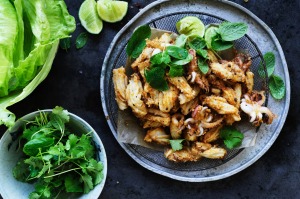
100, 0, 290, 182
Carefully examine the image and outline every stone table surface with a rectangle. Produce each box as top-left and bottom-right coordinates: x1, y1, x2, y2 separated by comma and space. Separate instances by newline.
1, 0, 299, 199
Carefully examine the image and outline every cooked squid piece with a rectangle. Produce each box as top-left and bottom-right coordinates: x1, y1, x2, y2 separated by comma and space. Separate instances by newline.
143, 82, 160, 107
112, 67, 128, 110
143, 108, 171, 127
203, 96, 239, 115
158, 84, 179, 112
170, 113, 185, 139
240, 91, 275, 126
210, 61, 246, 83
126, 74, 147, 118
233, 53, 252, 72
245, 71, 254, 94
144, 127, 171, 145
164, 142, 227, 162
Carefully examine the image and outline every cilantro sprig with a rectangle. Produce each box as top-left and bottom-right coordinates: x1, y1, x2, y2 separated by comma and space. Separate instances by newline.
220, 126, 244, 149
13, 107, 104, 198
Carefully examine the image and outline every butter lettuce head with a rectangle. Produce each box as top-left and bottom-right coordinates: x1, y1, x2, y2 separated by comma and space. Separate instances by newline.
0, 0, 76, 127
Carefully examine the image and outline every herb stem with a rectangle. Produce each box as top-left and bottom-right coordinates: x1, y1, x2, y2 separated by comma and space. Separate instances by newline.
44, 167, 81, 178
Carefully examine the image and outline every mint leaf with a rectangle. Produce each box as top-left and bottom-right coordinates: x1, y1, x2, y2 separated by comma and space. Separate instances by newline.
60, 38, 71, 50
145, 67, 169, 91
258, 52, 275, 78
150, 51, 171, 65
196, 48, 208, 59
188, 36, 206, 50
23, 137, 54, 156
211, 34, 233, 51
126, 25, 151, 58
169, 139, 184, 151
175, 34, 188, 48
76, 32, 88, 49
198, 59, 209, 74
166, 46, 189, 59
269, 75, 285, 100
220, 126, 244, 149
169, 65, 185, 77
171, 54, 193, 65
219, 22, 248, 41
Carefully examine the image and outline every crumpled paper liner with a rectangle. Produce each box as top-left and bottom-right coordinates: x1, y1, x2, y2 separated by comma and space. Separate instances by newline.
116, 28, 257, 151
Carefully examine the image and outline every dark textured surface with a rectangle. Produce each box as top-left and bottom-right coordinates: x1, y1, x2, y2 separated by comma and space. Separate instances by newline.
1, 0, 299, 198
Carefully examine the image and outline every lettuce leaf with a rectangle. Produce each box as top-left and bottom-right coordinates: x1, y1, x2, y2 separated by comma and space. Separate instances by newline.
0, 0, 76, 127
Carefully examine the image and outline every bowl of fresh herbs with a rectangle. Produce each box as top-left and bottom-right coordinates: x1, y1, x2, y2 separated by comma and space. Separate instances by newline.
0, 107, 107, 199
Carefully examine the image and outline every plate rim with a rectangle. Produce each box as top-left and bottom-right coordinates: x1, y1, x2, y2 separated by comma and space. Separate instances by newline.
100, 0, 290, 182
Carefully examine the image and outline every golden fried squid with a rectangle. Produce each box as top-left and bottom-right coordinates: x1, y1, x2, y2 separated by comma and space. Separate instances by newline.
112, 67, 128, 110
112, 31, 276, 163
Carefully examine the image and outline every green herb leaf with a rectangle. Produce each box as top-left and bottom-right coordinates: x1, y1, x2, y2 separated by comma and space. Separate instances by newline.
219, 22, 248, 41
169, 65, 185, 77
65, 174, 83, 193
211, 35, 233, 51
188, 36, 206, 50
150, 51, 171, 65
169, 139, 184, 151
126, 25, 151, 58
258, 52, 276, 78
52, 106, 70, 123
198, 59, 209, 74
175, 34, 188, 48
60, 38, 71, 50
23, 137, 55, 156
166, 46, 189, 59
171, 54, 193, 65
13, 160, 29, 182
220, 126, 244, 149
145, 67, 169, 91
269, 75, 285, 99
81, 174, 94, 194
196, 48, 208, 59
76, 32, 88, 49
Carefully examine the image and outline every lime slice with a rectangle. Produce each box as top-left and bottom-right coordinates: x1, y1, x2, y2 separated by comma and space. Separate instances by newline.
79, 0, 103, 34
204, 25, 219, 48
176, 16, 205, 38
96, 0, 128, 23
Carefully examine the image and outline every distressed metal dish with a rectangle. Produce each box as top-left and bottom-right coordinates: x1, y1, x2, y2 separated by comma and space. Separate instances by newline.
100, 0, 290, 182
0, 110, 107, 198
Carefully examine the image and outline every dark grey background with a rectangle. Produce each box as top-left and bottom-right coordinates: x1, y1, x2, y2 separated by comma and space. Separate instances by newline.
1, 0, 299, 199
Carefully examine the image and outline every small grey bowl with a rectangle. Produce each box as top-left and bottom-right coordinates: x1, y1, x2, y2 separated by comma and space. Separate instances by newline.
0, 110, 107, 199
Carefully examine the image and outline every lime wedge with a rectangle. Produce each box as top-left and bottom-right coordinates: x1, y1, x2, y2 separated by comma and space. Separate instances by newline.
79, 0, 103, 34
96, 0, 128, 23
176, 16, 205, 38
205, 25, 219, 49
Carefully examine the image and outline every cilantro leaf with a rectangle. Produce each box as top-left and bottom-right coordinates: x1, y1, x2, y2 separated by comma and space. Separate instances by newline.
166, 46, 189, 59
13, 160, 29, 182
126, 25, 151, 58
145, 67, 169, 91
81, 174, 94, 194
220, 126, 244, 149
258, 52, 275, 78
169, 139, 185, 151
65, 174, 83, 193
52, 106, 70, 123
